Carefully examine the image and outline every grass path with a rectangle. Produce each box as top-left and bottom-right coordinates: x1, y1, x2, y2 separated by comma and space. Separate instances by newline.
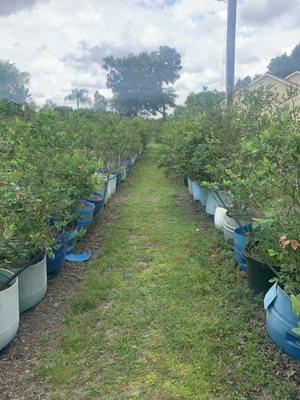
36, 149, 297, 400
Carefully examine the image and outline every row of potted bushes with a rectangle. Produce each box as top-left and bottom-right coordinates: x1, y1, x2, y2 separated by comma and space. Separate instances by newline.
156, 87, 299, 362
187, 181, 300, 361
0, 152, 140, 353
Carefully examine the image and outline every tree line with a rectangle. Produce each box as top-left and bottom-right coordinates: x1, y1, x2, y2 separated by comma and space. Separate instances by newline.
1, 42, 299, 118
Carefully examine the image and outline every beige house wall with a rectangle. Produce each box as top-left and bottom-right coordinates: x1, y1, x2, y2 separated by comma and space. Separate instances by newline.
286, 74, 300, 86
248, 75, 300, 107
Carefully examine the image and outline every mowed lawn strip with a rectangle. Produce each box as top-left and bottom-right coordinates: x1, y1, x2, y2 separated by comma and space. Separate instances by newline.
35, 149, 297, 400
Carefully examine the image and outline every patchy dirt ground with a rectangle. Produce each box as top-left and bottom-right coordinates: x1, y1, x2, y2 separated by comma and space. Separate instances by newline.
0, 172, 133, 400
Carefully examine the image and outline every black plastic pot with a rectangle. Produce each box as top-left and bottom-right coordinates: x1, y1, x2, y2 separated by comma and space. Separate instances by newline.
183, 175, 188, 187
244, 246, 280, 295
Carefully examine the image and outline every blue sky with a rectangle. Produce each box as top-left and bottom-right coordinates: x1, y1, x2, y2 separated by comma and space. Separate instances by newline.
1, 0, 299, 105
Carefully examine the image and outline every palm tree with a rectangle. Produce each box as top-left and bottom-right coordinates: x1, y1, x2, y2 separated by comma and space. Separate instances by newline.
44, 99, 57, 109
64, 88, 91, 109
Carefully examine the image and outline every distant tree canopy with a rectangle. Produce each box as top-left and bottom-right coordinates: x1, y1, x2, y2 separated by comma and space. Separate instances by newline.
94, 91, 108, 112
267, 43, 300, 78
43, 99, 57, 109
234, 74, 263, 92
103, 46, 182, 118
0, 60, 30, 103
185, 87, 225, 111
234, 76, 252, 91
174, 87, 225, 117
64, 88, 92, 109
234, 43, 300, 91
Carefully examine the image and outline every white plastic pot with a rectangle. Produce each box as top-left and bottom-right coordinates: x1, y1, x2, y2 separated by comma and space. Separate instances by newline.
109, 175, 117, 196
103, 182, 110, 204
214, 207, 227, 232
104, 175, 117, 204
16, 255, 47, 313
223, 213, 240, 249
0, 269, 19, 351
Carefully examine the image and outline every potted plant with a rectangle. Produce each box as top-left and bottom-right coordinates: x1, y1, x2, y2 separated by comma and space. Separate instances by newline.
0, 269, 19, 351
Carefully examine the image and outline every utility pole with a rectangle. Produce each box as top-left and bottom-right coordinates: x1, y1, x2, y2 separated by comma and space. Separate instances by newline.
226, 0, 237, 107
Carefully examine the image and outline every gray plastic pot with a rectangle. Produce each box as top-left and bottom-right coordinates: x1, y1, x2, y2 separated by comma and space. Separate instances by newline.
0, 269, 19, 351
15, 255, 47, 313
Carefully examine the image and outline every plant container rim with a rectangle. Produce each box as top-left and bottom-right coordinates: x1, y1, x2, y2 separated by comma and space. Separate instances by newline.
244, 244, 280, 271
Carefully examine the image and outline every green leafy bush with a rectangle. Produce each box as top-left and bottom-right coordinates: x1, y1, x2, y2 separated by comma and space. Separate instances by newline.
157, 87, 300, 296
0, 109, 149, 269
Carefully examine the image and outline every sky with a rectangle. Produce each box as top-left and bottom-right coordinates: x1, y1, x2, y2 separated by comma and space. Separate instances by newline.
1, 0, 300, 106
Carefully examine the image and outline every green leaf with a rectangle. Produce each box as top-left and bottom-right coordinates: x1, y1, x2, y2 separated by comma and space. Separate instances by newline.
291, 295, 300, 318
292, 325, 300, 337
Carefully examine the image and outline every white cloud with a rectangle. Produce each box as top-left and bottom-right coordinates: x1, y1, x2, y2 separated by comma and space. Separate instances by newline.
0, 0, 299, 106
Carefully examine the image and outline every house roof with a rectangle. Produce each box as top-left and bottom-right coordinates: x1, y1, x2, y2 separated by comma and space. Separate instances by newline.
285, 71, 300, 80
250, 73, 299, 89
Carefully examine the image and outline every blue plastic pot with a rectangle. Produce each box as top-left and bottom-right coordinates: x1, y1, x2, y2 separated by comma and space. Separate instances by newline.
205, 190, 227, 216
127, 158, 134, 168
124, 159, 131, 171
191, 181, 201, 202
88, 194, 104, 216
116, 171, 122, 187
199, 187, 208, 206
233, 225, 253, 271
264, 283, 300, 361
65, 227, 78, 243
77, 201, 95, 230
47, 230, 68, 277
47, 244, 67, 277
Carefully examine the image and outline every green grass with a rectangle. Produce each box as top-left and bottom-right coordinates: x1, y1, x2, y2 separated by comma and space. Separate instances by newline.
35, 148, 296, 399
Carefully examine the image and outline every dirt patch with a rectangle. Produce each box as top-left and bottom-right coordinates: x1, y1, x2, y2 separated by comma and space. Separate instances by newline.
0, 172, 135, 400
